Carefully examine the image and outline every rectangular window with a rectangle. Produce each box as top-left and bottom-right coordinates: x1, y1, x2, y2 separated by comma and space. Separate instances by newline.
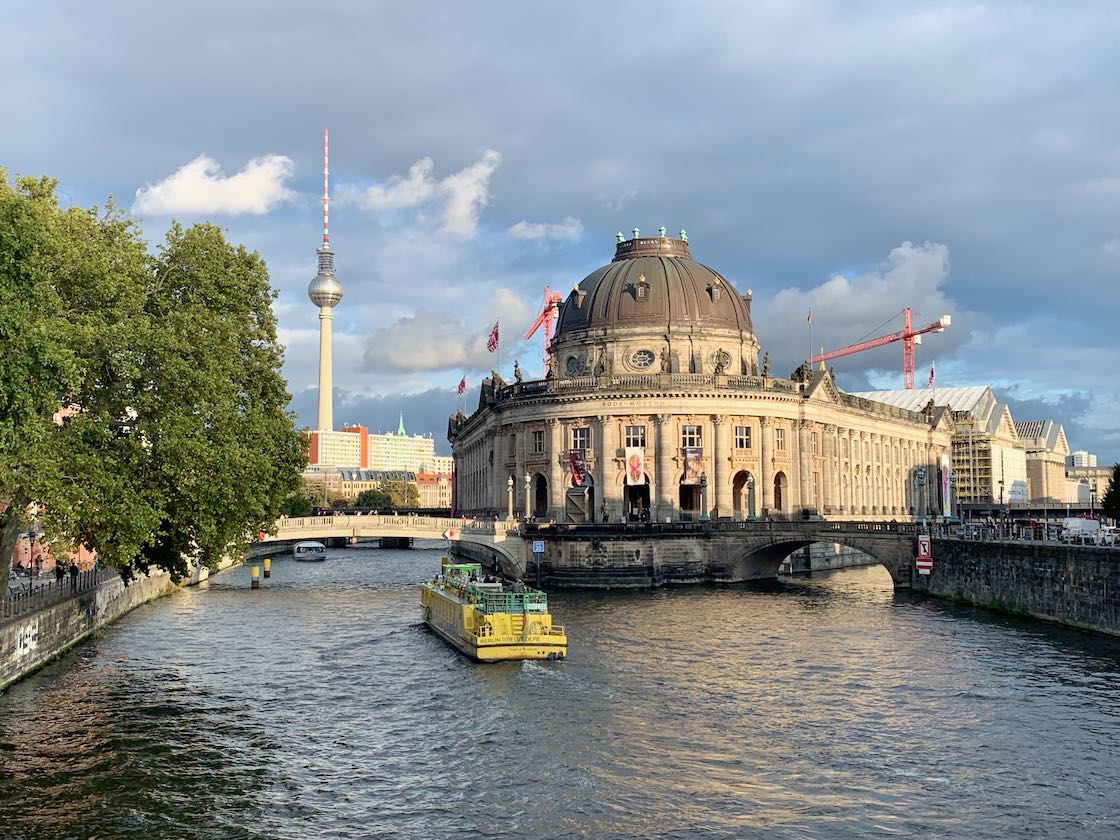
625, 425, 646, 448
681, 424, 702, 448
734, 425, 752, 449
531, 430, 544, 454
572, 427, 590, 450
776, 428, 786, 451
811, 432, 819, 455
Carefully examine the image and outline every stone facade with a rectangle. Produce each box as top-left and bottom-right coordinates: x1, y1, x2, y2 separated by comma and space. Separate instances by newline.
1, 570, 175, 690
450, 233, 954, 523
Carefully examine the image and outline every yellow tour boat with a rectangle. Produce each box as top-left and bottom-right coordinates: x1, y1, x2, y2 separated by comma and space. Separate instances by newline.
420, 561, 567, 662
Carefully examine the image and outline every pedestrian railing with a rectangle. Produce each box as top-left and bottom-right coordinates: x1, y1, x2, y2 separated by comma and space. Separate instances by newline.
1, 568, 119, 623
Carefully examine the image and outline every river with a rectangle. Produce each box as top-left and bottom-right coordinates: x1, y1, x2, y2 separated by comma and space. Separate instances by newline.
2, 543, 1119, 839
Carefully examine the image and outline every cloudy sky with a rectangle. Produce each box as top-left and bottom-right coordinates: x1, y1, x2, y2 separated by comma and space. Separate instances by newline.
4, 1, 1118, 462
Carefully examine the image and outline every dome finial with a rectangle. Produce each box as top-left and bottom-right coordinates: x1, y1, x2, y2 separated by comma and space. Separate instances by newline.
679, 228, 688, 242
658, 226, 666, 238
632, 227, 640, 239
616, 231, 624, 243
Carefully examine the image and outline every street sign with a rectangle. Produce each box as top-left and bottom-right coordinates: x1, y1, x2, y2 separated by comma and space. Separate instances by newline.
916, 534, 932, 575
442, 528, 460, 541
532, 540, 545, 553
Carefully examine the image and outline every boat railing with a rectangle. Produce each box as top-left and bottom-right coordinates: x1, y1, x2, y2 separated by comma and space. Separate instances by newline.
473, 590, 549, 614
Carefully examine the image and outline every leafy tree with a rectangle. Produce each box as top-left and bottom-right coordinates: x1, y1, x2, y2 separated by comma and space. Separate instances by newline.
280, 492, 314, 518
0, 173, 306, 594
1101, 463, 1120, 523
380, 479, 420, 509
355, 488, 393, 509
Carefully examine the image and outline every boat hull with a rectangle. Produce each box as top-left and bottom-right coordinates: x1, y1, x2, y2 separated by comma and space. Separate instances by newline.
420, 579, 567, 663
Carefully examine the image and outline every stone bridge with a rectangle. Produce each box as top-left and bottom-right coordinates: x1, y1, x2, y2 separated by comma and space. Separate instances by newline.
520, 520, 930, 588
260, 514, 932, 589
255, 514, 526, 577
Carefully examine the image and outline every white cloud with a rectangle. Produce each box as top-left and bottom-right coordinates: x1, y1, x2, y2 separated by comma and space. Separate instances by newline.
362, 289, 532, 374
346, 149, 502, 237
764, 240, 964, 378
1102, 238, 1120, 254
508, 216, 583, 241
133, 154, 295, 215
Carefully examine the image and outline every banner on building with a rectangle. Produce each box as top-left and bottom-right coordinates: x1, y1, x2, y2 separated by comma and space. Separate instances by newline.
625, 447, 646, 486
569, 449, 587, 487
681, 447, 703, 485
940, 452, 952, 518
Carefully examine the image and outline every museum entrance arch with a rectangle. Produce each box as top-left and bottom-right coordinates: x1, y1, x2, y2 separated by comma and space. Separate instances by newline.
624, 477, 651, 522
532, 473, 548, 519
773, 471, 788, 518
678, 477, 702, 521
732, 470, 757, 520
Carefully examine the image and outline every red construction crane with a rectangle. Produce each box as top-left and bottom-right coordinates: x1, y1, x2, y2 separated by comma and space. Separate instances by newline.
808, 307, 951, 389
524, 286, 563, 373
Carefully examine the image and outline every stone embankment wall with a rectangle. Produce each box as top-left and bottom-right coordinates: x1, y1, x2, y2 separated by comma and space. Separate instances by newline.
915, 540, 1120, 636
1, 571, 177, 690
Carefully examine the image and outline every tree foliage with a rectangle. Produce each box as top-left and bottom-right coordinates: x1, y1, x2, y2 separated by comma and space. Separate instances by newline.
0, 172, 306, 594
355, 488, 394, 510
280, 492, 314, 518
380, 480, 419, 509
1101, 463, 1120, 523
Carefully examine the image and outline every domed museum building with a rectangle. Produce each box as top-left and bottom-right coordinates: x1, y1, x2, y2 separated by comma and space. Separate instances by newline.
449, 231, 954, 523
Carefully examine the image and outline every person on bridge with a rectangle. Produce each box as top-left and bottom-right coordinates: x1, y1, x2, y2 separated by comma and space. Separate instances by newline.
55, 561, 65, 588
68, 561, 79, 592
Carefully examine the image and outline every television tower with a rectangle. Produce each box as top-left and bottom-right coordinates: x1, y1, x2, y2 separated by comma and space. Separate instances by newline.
308, 129, 343, 431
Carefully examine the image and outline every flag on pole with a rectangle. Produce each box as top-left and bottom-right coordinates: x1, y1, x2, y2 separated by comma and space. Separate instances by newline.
928, 361, 935, 388
807, 308, 813, 324
456, 377, 466, 395
486, 321, 499, 353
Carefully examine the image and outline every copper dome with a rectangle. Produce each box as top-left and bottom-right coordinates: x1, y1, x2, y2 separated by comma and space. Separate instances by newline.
556, 235, 752, 337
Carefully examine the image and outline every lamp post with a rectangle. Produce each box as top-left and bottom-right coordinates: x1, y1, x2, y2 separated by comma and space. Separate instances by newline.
746, 473, 755, 521
699, 473, 709, 522
506, 476, 514, 521
26, 532, 36, 590
524, 472, 531, 521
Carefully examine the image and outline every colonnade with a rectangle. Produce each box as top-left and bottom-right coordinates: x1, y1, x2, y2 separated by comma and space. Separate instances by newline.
465, 412, 948, 522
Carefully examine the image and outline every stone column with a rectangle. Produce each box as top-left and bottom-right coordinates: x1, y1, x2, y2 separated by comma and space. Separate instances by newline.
514, 427, 526, 518
711, 415, 728, 519
654, 414, 675, 521
597, 414, 618, 521
547, 418, 563, 518
858, 431, 868, 515
759, 417, 774, 515
823, 425, 838, 515
797, 420, 813, 515
870, 433, 881, 515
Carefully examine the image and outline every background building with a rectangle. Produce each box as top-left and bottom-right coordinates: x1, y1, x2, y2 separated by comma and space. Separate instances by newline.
1014, 419, 1069, 505
851, 386, 1028, 509
1067, 450, 1098, 468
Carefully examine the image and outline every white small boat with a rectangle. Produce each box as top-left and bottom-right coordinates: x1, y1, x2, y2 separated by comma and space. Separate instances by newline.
293, 541, 327, 561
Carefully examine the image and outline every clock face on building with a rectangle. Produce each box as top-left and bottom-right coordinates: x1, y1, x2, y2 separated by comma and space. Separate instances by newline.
566, 355, 581, 375
631, 349, 655, 369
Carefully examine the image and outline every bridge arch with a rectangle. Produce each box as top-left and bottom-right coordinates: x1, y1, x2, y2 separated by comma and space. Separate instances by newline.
722, 530, 912, 587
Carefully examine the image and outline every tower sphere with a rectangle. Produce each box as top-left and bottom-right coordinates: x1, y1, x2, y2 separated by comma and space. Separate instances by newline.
308, 245, 343, 308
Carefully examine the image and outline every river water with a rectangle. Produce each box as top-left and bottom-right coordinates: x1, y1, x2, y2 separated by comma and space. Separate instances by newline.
2, 543, 1120, 839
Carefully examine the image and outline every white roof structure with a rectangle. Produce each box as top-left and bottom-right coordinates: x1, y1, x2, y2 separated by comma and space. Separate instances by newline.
849, 386, 1018, 438
847, 386, 990, 414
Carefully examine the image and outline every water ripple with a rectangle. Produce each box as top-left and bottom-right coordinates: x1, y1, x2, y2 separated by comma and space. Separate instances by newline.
2, 554, 1120, 838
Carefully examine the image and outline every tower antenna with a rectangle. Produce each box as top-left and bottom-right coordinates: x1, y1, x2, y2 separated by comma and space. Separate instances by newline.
308, 128, 343, 433
322, 128, 330, 246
